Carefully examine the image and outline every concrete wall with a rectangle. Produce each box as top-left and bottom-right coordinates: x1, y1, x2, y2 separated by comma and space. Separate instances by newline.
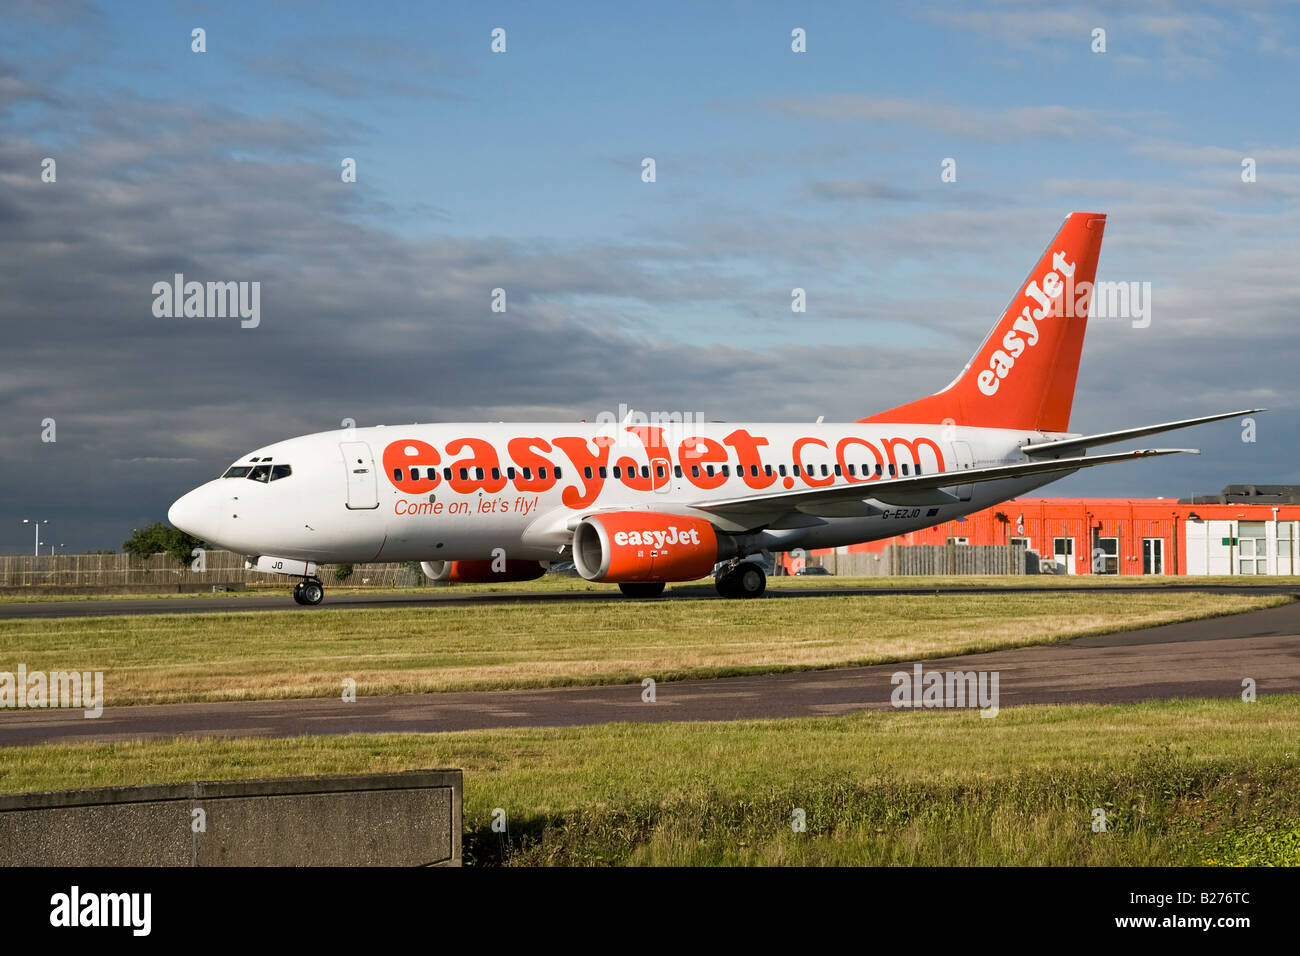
0, 771, 462, 866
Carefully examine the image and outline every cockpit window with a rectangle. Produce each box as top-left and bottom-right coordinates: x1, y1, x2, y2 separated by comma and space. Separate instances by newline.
270, 464, 292, 481
247, 464, 272, 482
222, 466, 251, 478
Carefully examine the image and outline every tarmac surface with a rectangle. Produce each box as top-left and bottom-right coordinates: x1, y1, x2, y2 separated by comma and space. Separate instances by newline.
3, 592, 1297, 747
1, 582, 1297, 619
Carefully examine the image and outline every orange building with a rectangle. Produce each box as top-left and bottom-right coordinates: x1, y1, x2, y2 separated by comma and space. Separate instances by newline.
802, 486, 1300, 576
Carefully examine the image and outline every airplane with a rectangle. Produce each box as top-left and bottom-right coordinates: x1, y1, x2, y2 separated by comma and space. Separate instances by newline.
168, 212, 1259, 605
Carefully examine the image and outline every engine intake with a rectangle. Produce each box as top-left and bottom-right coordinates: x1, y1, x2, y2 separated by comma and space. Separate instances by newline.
572, 512, 724, 583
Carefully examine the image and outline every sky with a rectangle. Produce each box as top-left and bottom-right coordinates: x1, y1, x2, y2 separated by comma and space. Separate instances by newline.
2, 0, 1298, 553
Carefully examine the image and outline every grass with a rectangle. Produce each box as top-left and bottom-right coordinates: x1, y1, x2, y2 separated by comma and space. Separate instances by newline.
0, 591, 1284, 705
2, 572, 1298, 602
2, 696, 1297, 866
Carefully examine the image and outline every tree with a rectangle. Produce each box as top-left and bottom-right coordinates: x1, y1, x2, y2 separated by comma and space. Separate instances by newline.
123, 522, 204, 567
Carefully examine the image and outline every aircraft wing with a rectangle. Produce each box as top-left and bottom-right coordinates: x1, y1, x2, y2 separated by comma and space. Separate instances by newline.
1020, 408, 1262, 458
690, 448, 1197, 519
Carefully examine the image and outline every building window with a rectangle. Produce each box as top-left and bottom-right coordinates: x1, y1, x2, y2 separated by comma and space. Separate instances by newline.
1094, 536, 1119, 574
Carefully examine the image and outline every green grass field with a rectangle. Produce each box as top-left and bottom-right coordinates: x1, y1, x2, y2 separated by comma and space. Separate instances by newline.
3, 696, 1296, 866
0, 591, 1283, 704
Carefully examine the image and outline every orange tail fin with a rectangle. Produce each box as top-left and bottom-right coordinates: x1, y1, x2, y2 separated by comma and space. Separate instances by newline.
860, 212, 1106, 433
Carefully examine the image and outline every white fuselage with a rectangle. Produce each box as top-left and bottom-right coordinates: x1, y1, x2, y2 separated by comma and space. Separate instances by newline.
168, 421, 1074, 565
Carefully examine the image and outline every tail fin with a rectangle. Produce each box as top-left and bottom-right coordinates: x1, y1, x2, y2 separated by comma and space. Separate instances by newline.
859, 212, 1106, 433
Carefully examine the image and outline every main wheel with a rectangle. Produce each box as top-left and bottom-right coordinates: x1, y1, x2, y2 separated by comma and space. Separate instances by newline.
619, 582, 666, 598
715, 562, 766, 598
292, 582, 306, 605
735, 563, 766, 598
299, 579, 325, 606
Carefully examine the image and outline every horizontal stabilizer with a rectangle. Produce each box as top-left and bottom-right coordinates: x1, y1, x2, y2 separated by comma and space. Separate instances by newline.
1022, 408, 1261, 457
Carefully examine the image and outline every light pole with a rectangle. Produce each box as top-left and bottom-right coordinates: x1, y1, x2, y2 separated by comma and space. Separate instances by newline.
21, 519, 47, 557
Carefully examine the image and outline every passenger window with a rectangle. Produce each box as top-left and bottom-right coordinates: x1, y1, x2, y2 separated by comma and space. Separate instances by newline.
706, 465, 715, 477
612, 466, 621, 478
491, 468, 500, 480
820, 464, 829, 477
875, 464, 883, 476
554, 467, 562, 479
793, 465, 801, 476
410, 467, 420, 480
271, 465, 292, 481
778, 465, 787, 477
764, 465, 772, 477
848, 464, 856, 476
834, 464, 842, 477
393, 468, 404, 481
691, 465, 700, 478
641, 465, 649, 479
721, 465, 729, 477
443, 468, 452, 480
459, 468, 468, 480
888, 464, 896, 476
598, 466, 607, 478
584, 467, 593, 480
916, 464, 923, 475
507, 467, 516, 480
674, 465, 683, 478
902, 463, 909, 476
656, 465, 665, 478
523, 467, 533, 480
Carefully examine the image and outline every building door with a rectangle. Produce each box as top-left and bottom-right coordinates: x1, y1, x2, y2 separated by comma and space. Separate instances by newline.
340, 441, 379, 510
1237, 521, 1267, 575
1053, 537, 1074, 574
1142, 537, 1164, 575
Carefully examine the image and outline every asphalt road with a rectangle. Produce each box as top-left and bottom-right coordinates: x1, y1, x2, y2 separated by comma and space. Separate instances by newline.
3, 596, 1297, 747
1, 582, 1297, 619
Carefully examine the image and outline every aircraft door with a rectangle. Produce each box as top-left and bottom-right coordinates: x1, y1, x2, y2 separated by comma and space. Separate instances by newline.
340, 441, 379, 510
950, 441, 974, 501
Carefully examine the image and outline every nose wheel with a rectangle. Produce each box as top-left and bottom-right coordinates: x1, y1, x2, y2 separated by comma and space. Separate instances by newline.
292, 578, 325, 606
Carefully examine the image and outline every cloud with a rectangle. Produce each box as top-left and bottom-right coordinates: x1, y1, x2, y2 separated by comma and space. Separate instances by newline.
767, 93, 1128, 142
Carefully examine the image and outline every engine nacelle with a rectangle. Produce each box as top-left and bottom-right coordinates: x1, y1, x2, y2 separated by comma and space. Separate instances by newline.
572, 512, 721, 583
420, 559, 548, 583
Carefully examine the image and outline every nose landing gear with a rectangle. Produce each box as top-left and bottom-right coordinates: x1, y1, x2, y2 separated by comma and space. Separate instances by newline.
292, 577, 325, 606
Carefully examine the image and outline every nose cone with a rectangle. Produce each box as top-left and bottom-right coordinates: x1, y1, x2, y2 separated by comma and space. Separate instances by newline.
168, 488, 208, 538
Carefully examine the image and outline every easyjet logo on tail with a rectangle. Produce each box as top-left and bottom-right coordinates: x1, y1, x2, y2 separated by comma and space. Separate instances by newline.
977, 251, 1076, 397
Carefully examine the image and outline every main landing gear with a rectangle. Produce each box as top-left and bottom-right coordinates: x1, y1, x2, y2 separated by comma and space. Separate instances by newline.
292, 577, 325, 606
715, 561, 767, 599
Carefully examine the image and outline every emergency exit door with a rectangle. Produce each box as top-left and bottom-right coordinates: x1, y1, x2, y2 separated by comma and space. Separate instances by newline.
340, 441, 379, 510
